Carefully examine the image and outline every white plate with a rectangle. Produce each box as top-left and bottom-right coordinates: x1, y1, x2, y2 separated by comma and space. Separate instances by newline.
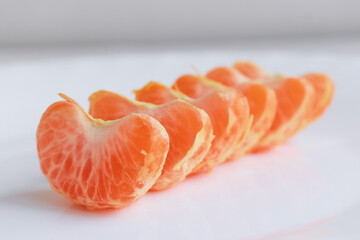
0, 51, 359, 239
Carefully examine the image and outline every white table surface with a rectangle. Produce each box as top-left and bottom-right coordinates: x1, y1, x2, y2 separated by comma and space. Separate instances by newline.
1, 41, 359, 239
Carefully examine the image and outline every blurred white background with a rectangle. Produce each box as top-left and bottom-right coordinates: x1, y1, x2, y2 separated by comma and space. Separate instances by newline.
0, 0, 359, 46
0, 0, 359, 62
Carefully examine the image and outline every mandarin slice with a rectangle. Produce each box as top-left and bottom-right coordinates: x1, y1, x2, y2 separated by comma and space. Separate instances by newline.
228, 63, 316, 150
233, 62, 334, 125
233, 61, 269, 80
173, 74, 253, 159
89, 91, 213, 190
206, 67, 277, 157
256, 77, 314, 150
134, 81, 249, 172
231, 83, 277, 157
37, 94, 169, 209
301, 73, 335, 124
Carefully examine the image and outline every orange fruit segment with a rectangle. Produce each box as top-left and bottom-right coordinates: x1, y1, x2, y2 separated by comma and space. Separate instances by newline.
233, 61, 269, 80
206, 66, 277, 157
206, 66, 248, 86
231, 62, 317, 150
36, 94, 169, 209
173, 74, 253, 159
134, 81, 249, 172
231, 83, 277, 157
134, 81, 190, 104
257, 76, 314, 150
301, 73, 335, 124
89, 91, 213, 190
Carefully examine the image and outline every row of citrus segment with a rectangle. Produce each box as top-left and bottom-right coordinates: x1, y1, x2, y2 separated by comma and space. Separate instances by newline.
36, 61, 335, 210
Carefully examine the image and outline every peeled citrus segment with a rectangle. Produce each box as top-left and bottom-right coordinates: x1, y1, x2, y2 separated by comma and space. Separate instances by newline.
230, 83, 277, 157
206, 66, 248, 86
302, 73, 335, 123
135, 81, 249, 173
232, 62, 317, 150
233, 61, 269, 80
134, 81, 191, 104
253, 77, 314, 150
89, 91, 213, 190
173, 74, 224, 99
36, 94, 169, 209
205, 66, 277, 157
173, 74, 252, 159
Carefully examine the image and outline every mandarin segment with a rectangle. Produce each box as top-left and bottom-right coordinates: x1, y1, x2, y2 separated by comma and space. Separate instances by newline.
173, 74, 255, 159
225, 63, 310, 149
36, 94, 169, 209
173, 74, 219, 98
134, 81, 190, 104
205, 66, 278, 157
233, 61, 269, 80
254, 77, 314, 150
229, 83, 277, 158
89, 90, 213, 190
302, 73, 335, 123
206, 66, 248, 86
228, 62, 318, 150
190, 89, 249, 172
135, 81, 249, 172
